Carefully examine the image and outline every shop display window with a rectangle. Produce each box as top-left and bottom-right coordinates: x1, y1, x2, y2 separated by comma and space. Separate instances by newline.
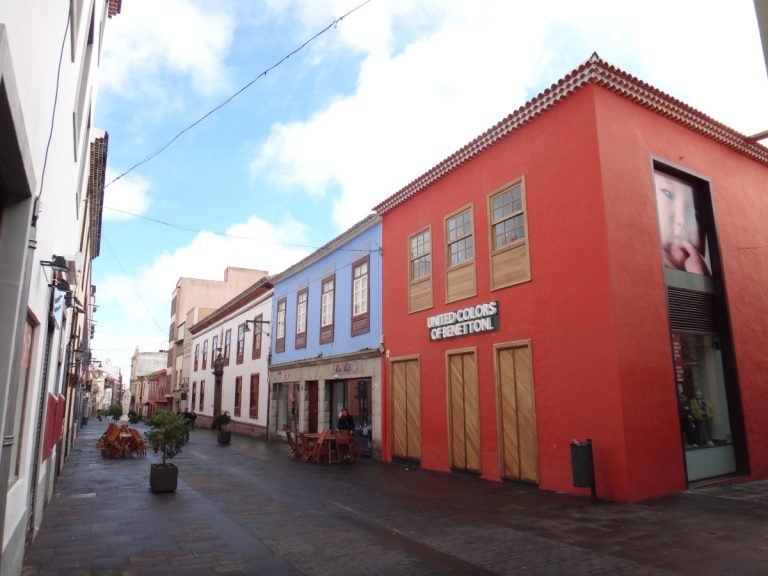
673, 332, 736, 481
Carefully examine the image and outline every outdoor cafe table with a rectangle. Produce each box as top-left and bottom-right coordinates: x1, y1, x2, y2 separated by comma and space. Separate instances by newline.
300, 432, 355, 463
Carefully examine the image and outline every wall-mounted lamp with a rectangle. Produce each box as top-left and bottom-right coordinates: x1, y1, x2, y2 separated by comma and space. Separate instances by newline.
242, 319, 270, 333
40, 255, 69, 273
65, 293, 84, 313
49, 278, 71, 292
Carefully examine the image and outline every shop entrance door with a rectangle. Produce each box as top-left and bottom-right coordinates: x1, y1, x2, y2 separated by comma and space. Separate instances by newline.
497, 344, 538, 483
307, 381, 318, 433
447, 351, 480, 473
391, 359, 421, 461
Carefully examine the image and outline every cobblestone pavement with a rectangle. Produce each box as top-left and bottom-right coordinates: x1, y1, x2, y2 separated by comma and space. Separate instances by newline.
22, 419, 768, 575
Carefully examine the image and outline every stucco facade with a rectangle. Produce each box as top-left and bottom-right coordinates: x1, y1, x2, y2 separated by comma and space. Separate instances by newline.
375, 56, 768, 502
269, 215, 383, 458
0, 2, 119, 573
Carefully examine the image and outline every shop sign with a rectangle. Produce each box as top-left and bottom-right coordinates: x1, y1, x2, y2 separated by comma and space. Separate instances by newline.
333, 361, 357, 375
427, 301, 499, 341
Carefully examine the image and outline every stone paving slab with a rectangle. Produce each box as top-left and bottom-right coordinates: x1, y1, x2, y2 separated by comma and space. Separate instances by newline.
22, 420, 768, 575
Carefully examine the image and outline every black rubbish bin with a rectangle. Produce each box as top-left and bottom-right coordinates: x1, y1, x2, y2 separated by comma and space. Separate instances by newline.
570, 439, 596, 499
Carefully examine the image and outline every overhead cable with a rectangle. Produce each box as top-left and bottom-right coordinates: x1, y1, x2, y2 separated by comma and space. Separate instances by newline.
105, 0, 373, 189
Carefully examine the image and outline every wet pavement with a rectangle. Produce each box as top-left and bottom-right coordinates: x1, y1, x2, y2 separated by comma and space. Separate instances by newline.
22, 419, 768, 575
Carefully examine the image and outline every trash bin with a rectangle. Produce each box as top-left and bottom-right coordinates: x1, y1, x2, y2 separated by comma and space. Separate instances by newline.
570, 439, 596, 499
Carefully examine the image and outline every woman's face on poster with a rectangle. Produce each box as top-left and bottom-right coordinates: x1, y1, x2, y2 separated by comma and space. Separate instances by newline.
654, 172, 710, 275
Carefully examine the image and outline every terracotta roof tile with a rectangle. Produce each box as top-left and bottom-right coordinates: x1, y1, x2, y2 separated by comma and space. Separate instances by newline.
108, 0, 122, 18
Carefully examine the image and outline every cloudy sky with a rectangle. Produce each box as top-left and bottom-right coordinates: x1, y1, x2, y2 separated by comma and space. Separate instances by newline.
92, 0, 768, 377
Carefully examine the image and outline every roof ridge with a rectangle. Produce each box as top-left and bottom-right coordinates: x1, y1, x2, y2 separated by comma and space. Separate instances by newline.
374, 55, 768, 215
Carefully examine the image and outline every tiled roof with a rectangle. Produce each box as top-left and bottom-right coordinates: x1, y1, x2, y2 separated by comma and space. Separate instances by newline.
374, 54, 768, 215
88, 133, 108, 258
108, 0, 122, 18
269, 213, 380, 285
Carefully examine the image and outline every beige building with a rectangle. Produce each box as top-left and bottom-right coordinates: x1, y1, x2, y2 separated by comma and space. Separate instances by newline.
168, 268, 268, 412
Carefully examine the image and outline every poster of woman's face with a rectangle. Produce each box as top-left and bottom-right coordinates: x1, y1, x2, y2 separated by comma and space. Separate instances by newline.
654, 171, 711, 276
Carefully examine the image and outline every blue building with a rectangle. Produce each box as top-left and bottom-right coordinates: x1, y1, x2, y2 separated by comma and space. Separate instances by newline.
268, 215, 382, 457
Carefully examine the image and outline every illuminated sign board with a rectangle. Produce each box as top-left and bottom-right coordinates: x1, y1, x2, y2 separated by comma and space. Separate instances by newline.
427, 301, 499, 341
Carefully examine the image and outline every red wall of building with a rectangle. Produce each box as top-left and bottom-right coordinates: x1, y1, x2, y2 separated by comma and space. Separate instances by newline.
381, 83, 768, 501
594, 87, 768, 497
382, 86, 637, 498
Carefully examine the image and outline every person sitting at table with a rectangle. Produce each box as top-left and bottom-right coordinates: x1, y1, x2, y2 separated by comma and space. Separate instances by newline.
337, 408, 354, 432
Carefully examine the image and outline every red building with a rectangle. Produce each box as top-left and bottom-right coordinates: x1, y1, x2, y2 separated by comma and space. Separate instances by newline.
375, 55, 768, 502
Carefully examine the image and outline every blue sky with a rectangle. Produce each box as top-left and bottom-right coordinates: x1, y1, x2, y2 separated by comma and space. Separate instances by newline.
91, 0, 768, 377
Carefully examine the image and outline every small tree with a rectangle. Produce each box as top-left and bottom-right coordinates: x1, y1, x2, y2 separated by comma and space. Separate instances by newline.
144, 411, 189, 465
106, 403, 123, 420
212, 411, 231, 431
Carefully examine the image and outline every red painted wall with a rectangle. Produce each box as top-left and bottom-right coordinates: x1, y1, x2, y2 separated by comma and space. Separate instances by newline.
380, 84, 768, 501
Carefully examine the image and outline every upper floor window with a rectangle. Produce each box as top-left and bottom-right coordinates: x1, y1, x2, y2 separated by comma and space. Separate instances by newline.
410, 229, 431, 281
320, 275, 335, 344
408, 227, 433, 313
445, 205, 477, 302
487, 179, 530, 289
202, 340, 208, 370
237, 324, 246, 364
276, 298, 287, 353
295, 288, 308, 349
211, 335, 219, 365
491, 183, 525, 249
446, 207, 474, 266
351, 256, 370, 336
224, 329, 231, 366
194, 344, 199, 371
251, 314, 264, 359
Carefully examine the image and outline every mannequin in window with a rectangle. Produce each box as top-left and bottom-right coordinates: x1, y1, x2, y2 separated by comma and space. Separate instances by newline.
690, 390, 715, 446
678, 392, 698, 447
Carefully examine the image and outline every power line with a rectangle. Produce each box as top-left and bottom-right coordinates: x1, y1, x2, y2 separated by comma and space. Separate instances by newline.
105, 0, 374, 189
37, 9, 71, 202
102, 205, 378, 253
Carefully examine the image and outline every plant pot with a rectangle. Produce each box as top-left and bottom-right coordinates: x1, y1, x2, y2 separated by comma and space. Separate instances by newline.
150, 463, 178, 493
217, 430, 231, 445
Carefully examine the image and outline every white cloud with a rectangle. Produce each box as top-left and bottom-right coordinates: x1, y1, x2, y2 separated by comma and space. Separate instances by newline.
103, 170, 152, 221
100, 0, 235, 97
93, 215, 311, 375
251, 0, 768, 229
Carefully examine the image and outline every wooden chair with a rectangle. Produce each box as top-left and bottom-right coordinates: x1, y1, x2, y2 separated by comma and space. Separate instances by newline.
298, 433, 313, 462
129, 428, 147, 458
312, 430, 331, 464
100, 424, 122, 458
284, 427, 301, 460
96, 423, 117, 452
334, 430, 353, 463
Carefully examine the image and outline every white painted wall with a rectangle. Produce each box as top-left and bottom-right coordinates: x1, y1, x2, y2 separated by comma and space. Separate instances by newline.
191, 293, 273, 428
0, 1, 111, 571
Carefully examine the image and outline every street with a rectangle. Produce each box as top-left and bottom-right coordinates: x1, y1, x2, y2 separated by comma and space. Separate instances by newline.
23, 419, 768, 575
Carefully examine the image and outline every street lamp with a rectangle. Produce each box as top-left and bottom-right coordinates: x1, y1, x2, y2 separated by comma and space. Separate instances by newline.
212, 348, 224, 419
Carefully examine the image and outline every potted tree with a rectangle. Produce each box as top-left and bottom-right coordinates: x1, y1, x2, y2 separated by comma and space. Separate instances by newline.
213, 411, 232, 445
144, 411, 189, 492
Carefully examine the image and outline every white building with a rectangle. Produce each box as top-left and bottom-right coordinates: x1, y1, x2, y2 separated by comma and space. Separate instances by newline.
0, 2, 120, 574
189, 278, 273, 438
